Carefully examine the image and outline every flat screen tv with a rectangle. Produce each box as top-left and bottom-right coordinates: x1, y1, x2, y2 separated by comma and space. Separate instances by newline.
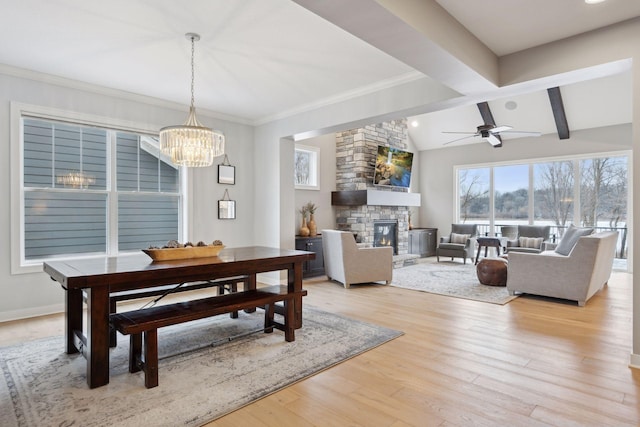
373, 145, 413, 188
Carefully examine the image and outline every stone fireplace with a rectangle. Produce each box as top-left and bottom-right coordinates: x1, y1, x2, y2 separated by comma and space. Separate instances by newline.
373, 220, 398, 254
331, 119, 420, 258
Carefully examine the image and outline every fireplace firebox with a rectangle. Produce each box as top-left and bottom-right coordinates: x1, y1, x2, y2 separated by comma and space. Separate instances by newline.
373, 220, 398, 255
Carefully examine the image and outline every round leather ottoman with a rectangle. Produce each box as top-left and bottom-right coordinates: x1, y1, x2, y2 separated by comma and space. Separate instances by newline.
476, 258, 508, 286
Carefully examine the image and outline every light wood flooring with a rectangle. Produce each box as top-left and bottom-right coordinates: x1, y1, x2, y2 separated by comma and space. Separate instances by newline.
1, 270, 638, 426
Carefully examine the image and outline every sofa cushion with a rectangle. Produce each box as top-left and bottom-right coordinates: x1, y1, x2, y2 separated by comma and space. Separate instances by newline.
450, 233, 470, 244
518, 236, 543, 249
555, 225, 594, 256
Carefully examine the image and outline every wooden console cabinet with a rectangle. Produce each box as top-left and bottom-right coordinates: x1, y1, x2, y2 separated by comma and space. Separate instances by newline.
408, 228, 437, 257
295, 235, 325, 277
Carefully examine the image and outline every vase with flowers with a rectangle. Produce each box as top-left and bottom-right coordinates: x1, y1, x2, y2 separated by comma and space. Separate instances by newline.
298, 205, 310, 237
306, 202, 317, 236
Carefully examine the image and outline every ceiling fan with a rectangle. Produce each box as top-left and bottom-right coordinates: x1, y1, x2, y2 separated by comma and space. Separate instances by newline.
443, 124, 541, 148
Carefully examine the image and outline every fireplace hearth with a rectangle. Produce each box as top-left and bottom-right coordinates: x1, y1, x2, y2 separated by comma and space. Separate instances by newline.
373, 220, 398, 255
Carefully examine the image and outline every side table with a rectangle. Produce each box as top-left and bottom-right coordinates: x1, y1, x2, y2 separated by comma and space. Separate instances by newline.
475, 236, 508, 265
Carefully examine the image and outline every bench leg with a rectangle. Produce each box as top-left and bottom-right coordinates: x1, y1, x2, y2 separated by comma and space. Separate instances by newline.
217, 282, 239, 318
284, 298, 295, 342
129, 334, 142, 373
143, 330, 159, 388
109, 298, 117, 348
264, 303, 274, 333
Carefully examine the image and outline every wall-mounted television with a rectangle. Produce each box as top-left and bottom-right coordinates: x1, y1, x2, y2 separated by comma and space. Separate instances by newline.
373, 145, 413, 189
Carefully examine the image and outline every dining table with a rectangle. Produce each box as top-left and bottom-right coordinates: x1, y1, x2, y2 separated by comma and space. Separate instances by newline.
43, 246, 315, 388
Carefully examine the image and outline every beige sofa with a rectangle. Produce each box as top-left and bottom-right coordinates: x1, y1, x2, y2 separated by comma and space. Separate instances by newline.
507, 231, 618, 306
321, 229, 393, 289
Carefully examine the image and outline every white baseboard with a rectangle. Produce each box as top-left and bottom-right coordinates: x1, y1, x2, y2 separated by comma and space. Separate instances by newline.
630, 353, 640, 370
0, 303, 64, 323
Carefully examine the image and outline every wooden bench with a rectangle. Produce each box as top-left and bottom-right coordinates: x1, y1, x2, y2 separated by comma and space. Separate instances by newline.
110, 285, 307, 388
85, 276, 250, 347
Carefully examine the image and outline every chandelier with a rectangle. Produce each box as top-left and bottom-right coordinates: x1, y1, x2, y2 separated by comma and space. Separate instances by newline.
160, 33, 225, 167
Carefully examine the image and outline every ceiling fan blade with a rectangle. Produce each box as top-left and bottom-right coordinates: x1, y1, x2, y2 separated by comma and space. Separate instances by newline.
485, 133, 502, 147
443, 134, 478, 146
442, 131, 477, 135
499, 130, 542, 137
491, 125, 512, 133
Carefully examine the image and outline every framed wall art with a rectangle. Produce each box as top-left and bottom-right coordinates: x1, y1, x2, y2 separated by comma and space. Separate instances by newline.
218, 189, 236, 219
294, 144, 320, 190
218, 154, 235, 185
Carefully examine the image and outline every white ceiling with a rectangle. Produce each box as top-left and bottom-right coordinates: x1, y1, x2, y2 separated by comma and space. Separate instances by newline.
1, 0, 638, 148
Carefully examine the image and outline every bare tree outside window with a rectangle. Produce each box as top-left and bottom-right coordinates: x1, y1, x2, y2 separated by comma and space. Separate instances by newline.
580, 157, 627, 228
534, 161, 574, 237
458, 168, 489, 223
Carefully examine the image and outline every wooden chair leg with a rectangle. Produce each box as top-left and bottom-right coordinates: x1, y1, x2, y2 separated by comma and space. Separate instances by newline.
129, 333, 142, 373
143, 329, 159, 388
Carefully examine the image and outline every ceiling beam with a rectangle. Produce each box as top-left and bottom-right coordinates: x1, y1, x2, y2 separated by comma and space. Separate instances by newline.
292, 0, 498, 95
547, 87, 570, 139
477, 102, 502, 147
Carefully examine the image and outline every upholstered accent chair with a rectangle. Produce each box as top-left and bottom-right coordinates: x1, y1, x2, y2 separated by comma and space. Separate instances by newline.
321, 229, 393, 289
505, 225, 551, 254
436, 223, 478, 264
507, 230, 617, 306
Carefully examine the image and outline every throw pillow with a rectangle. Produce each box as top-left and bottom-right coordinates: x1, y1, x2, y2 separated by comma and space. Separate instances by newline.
555, 225, 594, 256
450, 233, 470, 244
518, 236, 543, 249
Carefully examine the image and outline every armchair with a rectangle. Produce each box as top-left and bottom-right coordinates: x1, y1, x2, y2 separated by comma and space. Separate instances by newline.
506, 225, 551, 254
436, 224, 477, 264
507, 231, 618, 306
321, 229, 393, 289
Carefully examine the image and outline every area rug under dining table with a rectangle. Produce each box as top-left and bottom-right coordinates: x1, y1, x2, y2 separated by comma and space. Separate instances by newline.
391, 258, 518, 305
0, 306, 402, 427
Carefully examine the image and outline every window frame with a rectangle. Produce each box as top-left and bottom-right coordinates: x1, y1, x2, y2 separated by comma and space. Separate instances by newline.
11, 102, 187, 274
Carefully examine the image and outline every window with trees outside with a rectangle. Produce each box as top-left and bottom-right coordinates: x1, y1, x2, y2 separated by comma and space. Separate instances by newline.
19, 116, 183, 267
457, 153, 628, 259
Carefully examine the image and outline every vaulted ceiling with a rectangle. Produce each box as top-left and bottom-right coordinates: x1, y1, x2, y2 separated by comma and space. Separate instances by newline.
1, 0, 638, 149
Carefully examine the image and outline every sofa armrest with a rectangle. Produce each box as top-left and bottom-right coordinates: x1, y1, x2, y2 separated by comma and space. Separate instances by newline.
440, 236, 451, 243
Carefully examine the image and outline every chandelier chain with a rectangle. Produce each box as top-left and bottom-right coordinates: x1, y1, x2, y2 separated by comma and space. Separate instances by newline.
190, 35, 195, 109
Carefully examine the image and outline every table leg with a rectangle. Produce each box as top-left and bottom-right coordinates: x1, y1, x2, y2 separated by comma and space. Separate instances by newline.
65, 287, 83, 354
475, 245, 482, 265
288, 262, 304, 329
85, 286, 110, 388
244, 274, 257, 313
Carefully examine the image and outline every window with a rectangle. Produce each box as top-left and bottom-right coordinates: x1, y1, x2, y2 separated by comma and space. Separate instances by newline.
458, 167, 489, 223
456, 153, 628, 257
494, 164, 528, 224
17, 112, 183, 269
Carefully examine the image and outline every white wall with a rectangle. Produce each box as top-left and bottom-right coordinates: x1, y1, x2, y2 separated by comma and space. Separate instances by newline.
0, 72, 254, 321
294, 133, 337, 234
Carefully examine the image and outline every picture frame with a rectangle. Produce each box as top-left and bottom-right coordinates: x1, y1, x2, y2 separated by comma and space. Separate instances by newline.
294, 144, 320, 190
217, 155, 235, 185
218, 200, 236, 219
